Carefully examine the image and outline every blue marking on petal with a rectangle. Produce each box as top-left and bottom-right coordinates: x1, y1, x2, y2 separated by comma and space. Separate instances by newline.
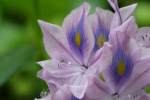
93, 16, 109, 51
68, 12, 87, 58
94, 27, 109, 51
71, 95, 80, 100
110, 47, 133, 85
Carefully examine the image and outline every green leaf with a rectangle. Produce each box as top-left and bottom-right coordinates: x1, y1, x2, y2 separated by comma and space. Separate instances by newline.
0, 45, 36, 86
135, 2, 150, 26
145, 86, 150, 94
1, 0, 34, 15
0, 23, 26, 54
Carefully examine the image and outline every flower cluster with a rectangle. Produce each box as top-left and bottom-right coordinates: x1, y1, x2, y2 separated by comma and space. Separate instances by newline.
36, 0, 150, 100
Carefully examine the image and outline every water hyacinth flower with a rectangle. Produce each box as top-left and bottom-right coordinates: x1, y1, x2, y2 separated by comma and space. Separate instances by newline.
37, 2, 112, 99
36, 0, 150, 100
87, 17, 150, 100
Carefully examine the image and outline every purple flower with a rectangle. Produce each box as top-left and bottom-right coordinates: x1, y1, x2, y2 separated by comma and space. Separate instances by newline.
86, 17, 150, 100
36, 0, 150, 100
37, 2, 112, 99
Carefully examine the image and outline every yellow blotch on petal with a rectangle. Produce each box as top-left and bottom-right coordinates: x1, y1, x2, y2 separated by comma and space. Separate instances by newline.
97, 34, 106, 47
117, 60, 126, 76
75, 32, 81, 47
99, 73, 105, 82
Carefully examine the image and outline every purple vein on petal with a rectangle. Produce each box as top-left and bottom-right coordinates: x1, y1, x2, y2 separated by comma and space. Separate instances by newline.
67, 10, 87, 61
114, 1, 122, 24
110, 47, 133, 86
108, 0, 122, 24
110, 33, 134, 90
71, 95, 80, 100
42, 26, 80, 64
93, 14, 109, 51
94, 78, 109, 94
126, 66, 150, 90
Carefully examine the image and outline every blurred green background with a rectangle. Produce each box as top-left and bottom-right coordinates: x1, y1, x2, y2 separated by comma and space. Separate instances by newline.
0, 0, 150, 100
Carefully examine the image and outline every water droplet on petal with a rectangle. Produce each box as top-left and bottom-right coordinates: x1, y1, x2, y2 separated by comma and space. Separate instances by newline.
68, 61, 72, 65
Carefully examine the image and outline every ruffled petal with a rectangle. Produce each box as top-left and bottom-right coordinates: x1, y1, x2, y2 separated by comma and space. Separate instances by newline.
104, 17, 138, 93
127, 38, 141, 63
88, 43, 113, 75
136, 27, 150, 48
120, 57, 150, 94
63, 2, 95, 65
85, 76, 112, 100
89, 7, 113, 34
120, 3, 137, 23
103, 48, 134, 93
69, 74, 88, 99
38, 60, 84, 86
52, 85, 72, 100
38, 60, 83, 75
110, 4, 137, 30
37, 60, 58, 72
89, 7, 113, 51
38, 60, 90, 99
140, 47, 150, 60
109, 16, 137, 50
107, 0, 122, 27
107, 0, 118, 11
38, 20, 77, 64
